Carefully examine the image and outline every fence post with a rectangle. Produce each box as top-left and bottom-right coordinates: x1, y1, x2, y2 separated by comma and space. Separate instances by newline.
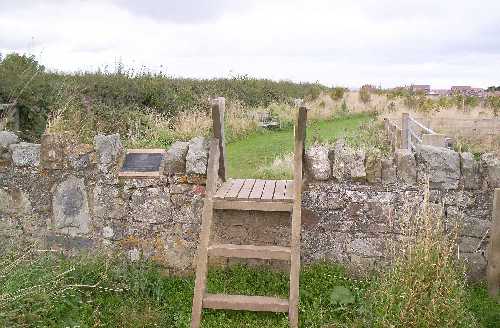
422, 133, 447, 147
401, 113, 409, 150
211, 97, 226, 181
488, 188, 500, 301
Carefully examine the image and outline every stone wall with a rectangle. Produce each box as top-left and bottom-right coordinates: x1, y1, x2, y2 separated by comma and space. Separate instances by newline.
302, 140, 499, 278
1, 131, 499, 278
0, 132, 208, 270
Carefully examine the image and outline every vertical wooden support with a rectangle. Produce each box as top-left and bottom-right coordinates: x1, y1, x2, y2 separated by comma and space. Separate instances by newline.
211, 97, 226, 181
401, 113, 409, 150
191, 139, 220, 328
488, 188, 500, 301
289, 106, 307, 328
396, 127, 402, 150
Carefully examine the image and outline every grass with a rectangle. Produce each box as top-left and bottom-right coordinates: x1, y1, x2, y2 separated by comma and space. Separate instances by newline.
365, 189, 484, 328
226, 112, 373, 178
1, 252, 498, 328
1, 252, 365, 328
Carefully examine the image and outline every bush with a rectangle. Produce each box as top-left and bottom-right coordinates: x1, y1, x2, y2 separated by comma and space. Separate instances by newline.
359, 86, 371, 104
329, 87, 345, 101
344, 118, 390, 156
486, 95, 500, 116
0, 53, 333, 141
364, 190, 479, 328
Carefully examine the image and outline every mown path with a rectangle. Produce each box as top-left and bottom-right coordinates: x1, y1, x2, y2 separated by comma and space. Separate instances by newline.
226, 113, 372, 178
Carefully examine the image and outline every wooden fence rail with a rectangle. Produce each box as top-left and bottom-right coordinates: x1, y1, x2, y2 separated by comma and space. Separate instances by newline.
385, 113, 450, 152
383, 118, 402, 152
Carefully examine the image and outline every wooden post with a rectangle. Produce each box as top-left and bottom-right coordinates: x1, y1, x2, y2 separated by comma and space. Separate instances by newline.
488, 188, 500, 301
396, 127, 402, 149
422, 133, 447, 147
401, 113, 409, 150
289, 106, 307, 328
191, 139, 220, 327
211, 97, 226, 181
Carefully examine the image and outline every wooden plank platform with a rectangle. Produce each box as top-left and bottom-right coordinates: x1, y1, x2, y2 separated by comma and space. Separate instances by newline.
215, 179, 294, 203
207, 244, 291, 261
203, 294, 289, 312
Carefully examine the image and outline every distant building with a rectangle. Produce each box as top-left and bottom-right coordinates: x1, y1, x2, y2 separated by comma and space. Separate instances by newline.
361, 84, 378, 92
451, 86, 486, 97
450, 86, 471, 94
470, 88, 486, 97
429, 89, 449, 97
410, 85, 431, 94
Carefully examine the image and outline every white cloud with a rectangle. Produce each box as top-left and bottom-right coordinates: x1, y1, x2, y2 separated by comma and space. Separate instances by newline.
0, 0, 499, 88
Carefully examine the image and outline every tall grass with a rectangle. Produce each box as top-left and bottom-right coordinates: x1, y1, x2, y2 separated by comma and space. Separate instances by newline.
256, 152, 293, 180
364, 188, 479, 328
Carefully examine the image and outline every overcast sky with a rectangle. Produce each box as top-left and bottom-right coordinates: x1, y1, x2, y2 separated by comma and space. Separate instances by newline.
0, 0, 499, 88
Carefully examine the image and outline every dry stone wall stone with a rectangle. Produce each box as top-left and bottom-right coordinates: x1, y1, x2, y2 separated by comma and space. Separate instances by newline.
164, 141, 189, 175
40, 133, 67, 170
461, 152, 480, 189
381, 157, 397, 184
9, 142, 41, 167
186, 137, 209, 175
94, 133, 123, 174
0, 131, 19, 166
366, 154, 382, 184
480, 153, 500, 188
305, 145, 331, 180
350, 150, 366, 181
331, 140, 366, 182
52, 176, 90, 236
0, 131, 19, 148
395, 149, 416, 184
416, 145, 460, 190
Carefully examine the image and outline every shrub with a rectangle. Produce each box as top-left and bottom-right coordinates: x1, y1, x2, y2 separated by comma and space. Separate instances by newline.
330, 87, 346, 101
364, 190, 479, 328
344, 118, 390, 156
486, 95, 500, 116
359, 86, 371, 104
0, 53, 333, 141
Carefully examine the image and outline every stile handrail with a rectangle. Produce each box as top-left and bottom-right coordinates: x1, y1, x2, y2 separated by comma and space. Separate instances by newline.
408, 116, 435, 135
386, 113, 449, 152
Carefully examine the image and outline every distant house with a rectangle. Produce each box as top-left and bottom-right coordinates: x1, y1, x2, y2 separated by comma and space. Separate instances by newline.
450, 86, 471, 94
451, 86, 486, 97
429, 89, 449, 97
470, 88, 486, 97
410, 85, 431, 94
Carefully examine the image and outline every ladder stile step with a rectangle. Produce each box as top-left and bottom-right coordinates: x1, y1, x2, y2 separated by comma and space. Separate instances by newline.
203, 294, 289, 312
207, 244, 291, 261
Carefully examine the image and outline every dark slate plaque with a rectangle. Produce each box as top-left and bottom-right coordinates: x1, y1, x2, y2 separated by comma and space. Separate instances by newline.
121, 152, 164, 173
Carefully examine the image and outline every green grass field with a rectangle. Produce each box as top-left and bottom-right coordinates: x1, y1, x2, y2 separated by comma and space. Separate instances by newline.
226, 113, 372, 178
2, 254, 498, 328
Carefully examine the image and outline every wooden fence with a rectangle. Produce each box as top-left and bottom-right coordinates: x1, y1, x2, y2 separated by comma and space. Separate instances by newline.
383, 118, 402, 152
384, 113, 450, 152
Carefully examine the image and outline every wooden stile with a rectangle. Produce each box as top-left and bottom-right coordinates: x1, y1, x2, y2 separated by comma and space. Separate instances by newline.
190, 98, 307, 328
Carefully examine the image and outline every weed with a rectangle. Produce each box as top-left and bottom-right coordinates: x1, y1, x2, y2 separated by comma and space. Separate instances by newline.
364, 188, 479, 328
